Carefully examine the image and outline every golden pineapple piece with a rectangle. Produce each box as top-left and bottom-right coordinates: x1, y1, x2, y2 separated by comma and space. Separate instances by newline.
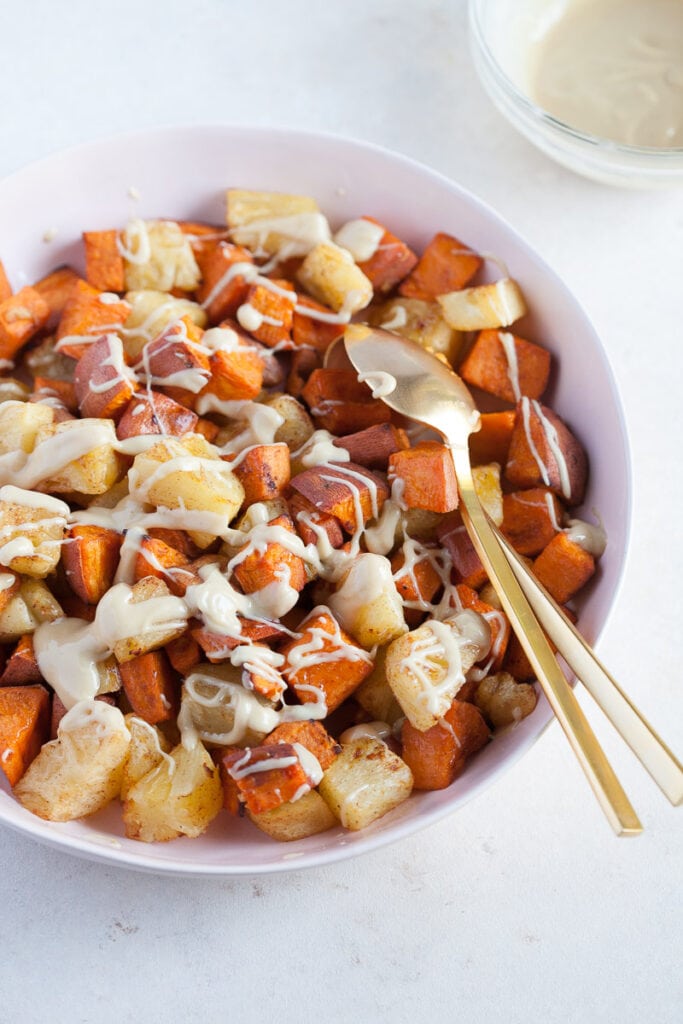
472, 463, 504, 527
385, 612, 491, 731
297, 242, 373, 313
248, 790, 337, 842
475, 671, 538, 728
181, 667, 279, 748
0, 487, 69, 578
14, 701, 131, 821
123, 289, 207, 359
110, 577, 187, 663
329, 553, 407, 649
121, 714, 170, 799
19, 578, 64, 624
354, 646, 403, 725
122, 737, 223, 842
34, 418, 124, 495
0, 379, 30, 404
368, 297, 464, 365
0, 400, 54, 454
319, 737, 413, 831
227, 189, 329, 256
122, 219, 200, 293
437, 278, 527, 331
267, 394, 315, 451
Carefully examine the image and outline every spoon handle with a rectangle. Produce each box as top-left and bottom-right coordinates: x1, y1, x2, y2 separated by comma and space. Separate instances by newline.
450, 445, 642, 836
492, 527, 683, 806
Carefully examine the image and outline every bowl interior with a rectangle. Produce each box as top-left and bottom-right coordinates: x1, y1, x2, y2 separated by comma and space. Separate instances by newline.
0, 125, 631, 873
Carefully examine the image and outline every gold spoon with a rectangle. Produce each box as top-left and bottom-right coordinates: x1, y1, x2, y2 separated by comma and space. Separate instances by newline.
344, 323, 642, 835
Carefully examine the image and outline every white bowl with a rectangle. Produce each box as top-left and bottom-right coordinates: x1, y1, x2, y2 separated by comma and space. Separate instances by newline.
0, 125, 631, 875
469, 0, 683, 188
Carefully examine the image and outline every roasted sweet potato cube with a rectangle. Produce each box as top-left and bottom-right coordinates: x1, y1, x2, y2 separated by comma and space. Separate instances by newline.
239, 279, 295, 348
460, 329, 551, 404
234, 643, 287, 701
391, 546, 443, 619
289, 462, 389, 534
401, 698, 489, 790
56, 279, 130, 359
399, 232, 482, 301
506, 398, 588, 505
147, 528, 201, 559
0, 684, 50, 786
74, 334, 138, 420
202, 346, 264, 401
288, 492, 345, 549
291, 295, 344, 352
83, 230, 125, 292
231, 514, 306, 595
532, 532, 595, 604
132, 536, 193, 596
334, 422, 410, 469
0, 260, 11, 302
177, 220, 226, 255
286, 347, 322, 399
437, 514, 487, 589
388, 441, 459, 513
0, 287, 50, 362
116, 390, 199, 439
141, 316, 210, 393
231, 443, 290, 506
119, 650, 178, 725
456, 584, 510, 672
502, 487, 562, 556
196, 241, 254, 323
280, 609, 374, 713
300, 368, 391, 434
165, 633, 201, 675
31, 377, 79, 414
32, 266, 83, 328
469, 410, 516, 466
63, 525, 123, 604
221, 743, 314, 815
0, 635, 43, 686
265, 720, 340, 771
355, 216, 418, 292
192, 618, 290, 660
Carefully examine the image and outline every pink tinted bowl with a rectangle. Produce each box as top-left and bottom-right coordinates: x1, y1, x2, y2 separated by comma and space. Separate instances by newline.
0, 125, 631, 875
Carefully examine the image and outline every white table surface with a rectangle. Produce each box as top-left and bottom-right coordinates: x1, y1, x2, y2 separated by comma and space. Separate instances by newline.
0, 2, 681, 1022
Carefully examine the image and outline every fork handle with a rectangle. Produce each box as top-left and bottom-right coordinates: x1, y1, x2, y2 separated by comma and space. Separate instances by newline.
450, 446, 642, 836
492, 527, 683, 806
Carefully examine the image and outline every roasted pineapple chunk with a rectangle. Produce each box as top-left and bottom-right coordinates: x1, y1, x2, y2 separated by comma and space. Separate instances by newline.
319, 737, 413, 831
248, 790, 337, 842
121, 714, 171, 799
368, 297, 464, 365
437, 278, 527, 331
34, 418, 124, 495
122, 737, 222, 842
354, 646, 403, 725
227, 189, 329, 257
0, 399, 54, 454
297, 242, 373, 313
0, 486, 69, 578
123, 289, 207, 359
0, 578, 64, 642
328, 553, 406, 649
475, 671, 538, 728
14, 701, 131, 821
122, 219, 200, 293
110, 577, 187, 663
385, 611, 491, 731
472, 463, 504, 527
181, 667, 279, 748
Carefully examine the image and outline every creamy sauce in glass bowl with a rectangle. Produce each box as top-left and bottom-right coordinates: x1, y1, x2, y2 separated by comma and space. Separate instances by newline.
529, 0, 683, 148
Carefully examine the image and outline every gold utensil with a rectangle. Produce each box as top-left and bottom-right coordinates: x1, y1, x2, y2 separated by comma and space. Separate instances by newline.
492, 527, 683, 805
344, 324, 642, 835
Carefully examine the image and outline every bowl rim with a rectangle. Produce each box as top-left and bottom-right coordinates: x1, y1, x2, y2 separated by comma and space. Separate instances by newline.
468, 0, 683, 160
0, 122, 633, 874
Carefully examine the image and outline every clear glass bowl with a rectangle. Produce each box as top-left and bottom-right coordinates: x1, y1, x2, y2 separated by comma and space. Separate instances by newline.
469, 0, 683, 188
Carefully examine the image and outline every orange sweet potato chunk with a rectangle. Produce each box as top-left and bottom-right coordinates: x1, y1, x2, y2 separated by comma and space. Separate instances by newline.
232, 514, 306, 595
119, 650, 178, 725
116, 390, 199, 439
399, 232, 482, 300
221, 743, 312, 815
401, 698, 489, 790
502, 487, 562, 556
460, 329, 551, 404
83, 230, 125, 292
456, 584, 510, 672
292, 295, 344, 352
300, 368, 391, 435
196, 241, 254, 323
391, 547, 442, 610
388, 441, 459, 513
532, 532, 595, 604
32, 377, 79, 414
265, 720, 340, 771
0, 635, 43, 686
74, 335, 138, 420
506, 398, 588, 506
288, 492, 345, 550
0, 685, 50, 787
32, 266, 83, 328
437, 514, 487, 589
0, 259, 12, 302
355, 216, 418, 293
469, 411, 515, 466
133, 537, 193, 596
56, 279, 130, 359
63, 525, 123, 604
334, 422, 410, 469
232, 443, 290, 505
289, 462, 389, 534
240, 279, 295, 348
0, 286, 50, 361
165, 633, 201, 675
202, 346, 264, 401
280, 610, 374, 713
